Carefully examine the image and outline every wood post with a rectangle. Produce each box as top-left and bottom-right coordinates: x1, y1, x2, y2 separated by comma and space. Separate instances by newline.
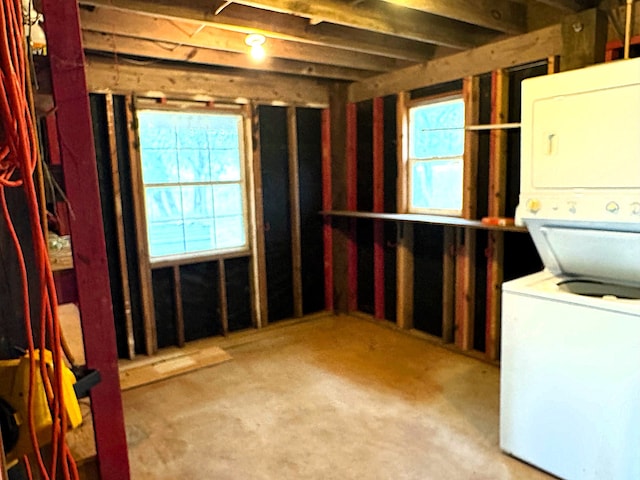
560, 8, 608, 71
41, 0, 130, 477
485, 70, 509, 361
173, 266, 185, 347
321, 109, 334, 312
372, 97, 385, 320
396, 92, 414, 329
346, 102, 358, 312
442, 227, 455, 343
287, 107, 304, 318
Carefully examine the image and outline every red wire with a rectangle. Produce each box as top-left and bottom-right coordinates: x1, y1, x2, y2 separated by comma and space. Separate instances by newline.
0, 0, 79, 478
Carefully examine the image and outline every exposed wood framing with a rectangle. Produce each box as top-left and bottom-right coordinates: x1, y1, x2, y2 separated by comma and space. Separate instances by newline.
454, 76, 480, 351
105, 93, 135, 359
346, 102, 358, 312
41, 1, 130, 477
377, 0, 527, 34
287, 107, 303, 318
321, 109, 334, 312
329, 84, 349, 313
125, 96, 158, 355
348, 24, 563, 102
218, 260, 230, 334
547, 55, 560, 73
485, 70, 509, 361
395, 92, 414, 330
560, 8, 608, 71
173, 266, 185, 347
372, 97, 385, 320
441, 227, 455, 343
85, 56, 330, 107
79, 0, 439, 62
246, 103, 268, 327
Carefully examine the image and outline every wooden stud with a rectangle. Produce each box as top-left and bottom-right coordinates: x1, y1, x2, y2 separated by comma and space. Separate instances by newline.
547, 55, 560, 74
454, 76, 480, 351
105, 94, 136, 359
245, 103, 268, 328
395, 92, 414, 330
346, 102, 358, 312
173, 266, 185, 347
0, 426, 8, 480
125, 96, 158, 355
372, 97, 385, 320
40, 1, 130, 477
560, 8, 608, 72
329, 84, 349, 313
218, 259, 229, 335
321, 109, 334, 312
287, 107, 304, 318
441, 227, 455, 343
485, 69, 509, 361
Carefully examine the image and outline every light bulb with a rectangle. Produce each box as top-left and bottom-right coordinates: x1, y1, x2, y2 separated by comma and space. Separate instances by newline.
250, 44, 265, 61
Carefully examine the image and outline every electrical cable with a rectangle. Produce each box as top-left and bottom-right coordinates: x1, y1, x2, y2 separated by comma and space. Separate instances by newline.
0, 0, 79, 478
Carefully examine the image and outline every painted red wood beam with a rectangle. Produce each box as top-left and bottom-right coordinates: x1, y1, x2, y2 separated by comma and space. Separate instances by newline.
346, 103, 358, 312
321, 109, 334, 312
40, 1, 131, 478
372, 97, 385, 320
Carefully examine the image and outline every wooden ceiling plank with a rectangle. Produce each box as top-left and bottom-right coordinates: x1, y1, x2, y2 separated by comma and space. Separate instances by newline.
82, 31, 373, 81
79, 7, 408, 72
79, 0, 497, 49
377, 0, 527, 34
530, 0, 592, 12
85, 56, 330, 106
348, 24, 562, 102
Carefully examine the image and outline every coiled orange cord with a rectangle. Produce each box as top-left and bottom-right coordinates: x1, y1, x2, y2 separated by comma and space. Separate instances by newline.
1, 0, 79, 478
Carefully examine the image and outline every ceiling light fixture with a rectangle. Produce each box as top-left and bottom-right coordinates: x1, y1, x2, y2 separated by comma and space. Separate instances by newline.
245, 33, 266, 61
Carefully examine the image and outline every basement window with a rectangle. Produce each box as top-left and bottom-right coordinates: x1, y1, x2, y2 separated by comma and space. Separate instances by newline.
408, 94, 465, 216
137, 109, 247, 260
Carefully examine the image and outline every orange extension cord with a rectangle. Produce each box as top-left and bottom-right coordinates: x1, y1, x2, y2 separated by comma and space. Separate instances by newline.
0, 0, 79, 479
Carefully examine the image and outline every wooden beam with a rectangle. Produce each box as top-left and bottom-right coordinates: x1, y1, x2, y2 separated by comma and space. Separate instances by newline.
462, 76, 480, 220
85, 56, 330, 107
485, 69, 509, 361
105, 93, 136, 359
228, 0, 497, 48
79, 8, 407, 73
40, 1, 130, 478
246, 103, 268, 327
349, 24, 563, 102
372, 97, 385, 320
346, 102, 358, 313
441, 227, 455, 343
378, 0, 527, 34
321, 109, 334, 312
329, 84, 349, 313
81, 31, 372, 82
218, 260, 229, 334
173, 266, 185, 347
560, 7, 608, 71
396, 92, 414, 330
287, 107, 303, 318
125, 96, 158, 355
533, 0, 594, 12
79, 0, 438, 62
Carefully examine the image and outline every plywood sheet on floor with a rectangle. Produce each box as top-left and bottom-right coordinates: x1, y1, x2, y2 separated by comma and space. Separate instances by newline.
122, 314, 553, 479
119, 345, 232, 391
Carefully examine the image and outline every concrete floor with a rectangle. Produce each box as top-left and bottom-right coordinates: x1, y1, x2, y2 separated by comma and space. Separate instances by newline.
122, 314, 553, 480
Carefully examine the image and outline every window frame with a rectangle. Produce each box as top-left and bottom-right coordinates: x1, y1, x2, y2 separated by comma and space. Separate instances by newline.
135, 102, 251, 265
407, 91, 465, 217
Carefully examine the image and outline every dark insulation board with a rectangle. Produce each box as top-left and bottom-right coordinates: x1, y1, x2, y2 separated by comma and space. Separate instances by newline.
356, 101, 374, 314
412, 224, 444, 336
152, 267, 177, 348
225, 256, 253, 331
259, 105, 294, 322
474, 231, 489, 352
296, 108, 325, 315
90, 94, 128, 358
180, 262, 221, 341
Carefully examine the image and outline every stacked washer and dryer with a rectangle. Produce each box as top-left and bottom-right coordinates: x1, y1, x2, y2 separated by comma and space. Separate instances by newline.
500, 57, 640, 479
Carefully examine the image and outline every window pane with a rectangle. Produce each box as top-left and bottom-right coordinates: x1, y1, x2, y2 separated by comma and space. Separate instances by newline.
410, 98, 464, 159
148, 221, 185, 257
214, 215, 245, 249
137, 109, 247, 259
145, 186, 182, 222
411, 159, 463, 212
